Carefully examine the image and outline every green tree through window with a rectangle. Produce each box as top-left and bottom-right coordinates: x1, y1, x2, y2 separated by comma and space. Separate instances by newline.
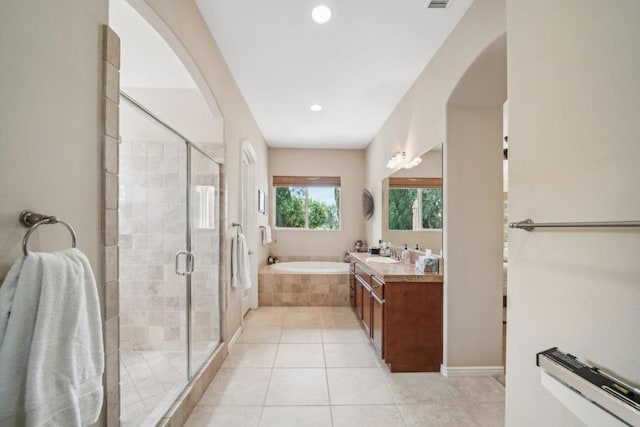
275, 186, 340, 230
389, 187, 442, 230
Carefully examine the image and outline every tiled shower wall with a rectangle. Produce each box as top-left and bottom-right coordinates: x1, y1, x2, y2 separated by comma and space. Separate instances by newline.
118, 137, 222, 354
119, 138, 188, 351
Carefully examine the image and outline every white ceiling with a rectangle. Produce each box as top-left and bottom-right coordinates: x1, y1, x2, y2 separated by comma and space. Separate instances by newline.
196, 0, 473, 149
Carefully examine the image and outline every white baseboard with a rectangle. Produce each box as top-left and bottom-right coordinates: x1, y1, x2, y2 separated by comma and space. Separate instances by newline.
228, 326, 242, 350
440, 365, 505, 377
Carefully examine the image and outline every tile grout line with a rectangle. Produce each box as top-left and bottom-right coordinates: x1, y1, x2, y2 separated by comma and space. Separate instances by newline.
255, 315, 282, 425
321, 328, 335, 427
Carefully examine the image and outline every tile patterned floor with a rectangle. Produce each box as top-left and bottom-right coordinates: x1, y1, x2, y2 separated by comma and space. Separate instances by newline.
185, 307, 505, 427
121, 346, 217, 426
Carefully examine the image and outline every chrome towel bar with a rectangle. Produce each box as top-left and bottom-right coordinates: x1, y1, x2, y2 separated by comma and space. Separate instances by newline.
509, 218, 640, 232
19, 210, 77, 255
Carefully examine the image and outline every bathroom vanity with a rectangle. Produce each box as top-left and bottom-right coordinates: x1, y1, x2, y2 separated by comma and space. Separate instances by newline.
349, 252, 443, 372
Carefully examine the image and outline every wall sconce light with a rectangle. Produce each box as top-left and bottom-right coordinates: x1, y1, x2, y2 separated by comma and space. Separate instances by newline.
403, 156, 422, 169
386, 151, 406, 168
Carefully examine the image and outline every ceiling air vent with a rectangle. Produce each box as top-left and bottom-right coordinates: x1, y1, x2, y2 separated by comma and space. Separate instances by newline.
427, 0, 449, 9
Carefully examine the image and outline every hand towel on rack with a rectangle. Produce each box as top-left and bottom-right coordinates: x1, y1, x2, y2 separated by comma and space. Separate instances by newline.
232, 233, 252, 290
262, 225, 272, 245
0, 249, 104, 426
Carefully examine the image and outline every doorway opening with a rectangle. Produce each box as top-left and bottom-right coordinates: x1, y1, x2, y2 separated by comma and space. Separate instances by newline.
240, 141, 258, 316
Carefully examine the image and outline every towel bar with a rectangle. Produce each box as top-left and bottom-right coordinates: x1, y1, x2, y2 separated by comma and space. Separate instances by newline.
19, 210, 77, 255
510, 218, 640, 231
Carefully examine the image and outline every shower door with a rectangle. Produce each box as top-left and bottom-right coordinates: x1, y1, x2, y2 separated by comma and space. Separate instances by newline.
118, 98, 190, 426
187, 146, 221, 376
119, 94, 222, 425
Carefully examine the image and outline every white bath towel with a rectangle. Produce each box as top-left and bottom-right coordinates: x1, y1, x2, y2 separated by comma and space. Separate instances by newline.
232, 233, 252, 290
0, 249, 104, 426
262, 225, 272, 245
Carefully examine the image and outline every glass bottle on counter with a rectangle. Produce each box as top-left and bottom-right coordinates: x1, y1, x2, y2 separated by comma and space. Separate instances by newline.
401, 244, 411, 264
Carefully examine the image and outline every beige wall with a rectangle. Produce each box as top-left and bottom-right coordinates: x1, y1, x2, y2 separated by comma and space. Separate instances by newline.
365, 0, 506, 244
0, 1, 108, 287
269, 148, 366, 259
382, 149, 443, 253
444, 105, 503, 367
505, 1, 640, 425
134, 0, 270, 341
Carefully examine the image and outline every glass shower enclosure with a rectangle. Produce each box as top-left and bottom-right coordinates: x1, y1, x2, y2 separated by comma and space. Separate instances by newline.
118, 93, 221, 426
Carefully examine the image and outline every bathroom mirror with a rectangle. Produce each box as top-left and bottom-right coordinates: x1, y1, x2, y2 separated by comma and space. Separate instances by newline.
381, 146, 443, 253
362, 189, 374, 220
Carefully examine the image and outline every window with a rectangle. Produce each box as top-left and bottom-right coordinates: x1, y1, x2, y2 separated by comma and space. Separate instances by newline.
388, 178, 442, 231
273, 176, 341, 230
194, 185, 216, 229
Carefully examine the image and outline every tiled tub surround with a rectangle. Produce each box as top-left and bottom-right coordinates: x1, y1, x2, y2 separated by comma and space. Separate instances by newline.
259, 263, 350, 306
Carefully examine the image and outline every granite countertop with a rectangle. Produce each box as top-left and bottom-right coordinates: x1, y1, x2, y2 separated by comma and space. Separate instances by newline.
349, 252, 443, 283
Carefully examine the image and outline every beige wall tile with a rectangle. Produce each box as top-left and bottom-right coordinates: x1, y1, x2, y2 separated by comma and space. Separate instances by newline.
104, 98, 119, 139
104, 245, 118, 283
104, 136, 118, 174
105, 280, 118, 319
105, 382, 119, 427
104, 172, 118, 210
104, 316, 119, 356
104, 209, 118, 246
105, 351, 119, 393
103, 61, 119, 103
103, 26, 120, 69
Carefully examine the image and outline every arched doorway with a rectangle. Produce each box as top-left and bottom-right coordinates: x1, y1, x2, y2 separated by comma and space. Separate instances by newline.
240, 140, 259, 315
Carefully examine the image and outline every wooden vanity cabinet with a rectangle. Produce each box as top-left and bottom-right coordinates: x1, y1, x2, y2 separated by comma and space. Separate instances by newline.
351, 259, 443, 372
349, 265, 356, 308
354, 264, 372, 334
384, 281, 443, 372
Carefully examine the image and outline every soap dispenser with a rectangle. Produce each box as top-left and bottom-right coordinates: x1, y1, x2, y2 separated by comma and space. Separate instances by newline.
401, 244, 411, 264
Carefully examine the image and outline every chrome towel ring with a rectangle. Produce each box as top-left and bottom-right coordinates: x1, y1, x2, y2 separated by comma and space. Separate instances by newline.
20, 210, 77, 256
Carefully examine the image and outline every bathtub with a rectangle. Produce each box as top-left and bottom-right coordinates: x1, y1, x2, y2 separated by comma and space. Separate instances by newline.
259, 261, 350, 306
270, 261, 349, 274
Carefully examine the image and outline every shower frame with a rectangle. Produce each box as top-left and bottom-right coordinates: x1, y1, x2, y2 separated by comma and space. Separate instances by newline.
119, 90, 223, 405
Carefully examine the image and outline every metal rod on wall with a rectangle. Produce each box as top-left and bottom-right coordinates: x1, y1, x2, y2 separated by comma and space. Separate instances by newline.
509, 219, 640, 231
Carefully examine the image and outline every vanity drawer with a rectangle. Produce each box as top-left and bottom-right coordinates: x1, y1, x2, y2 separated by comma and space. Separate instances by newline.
354, 263, 373, 285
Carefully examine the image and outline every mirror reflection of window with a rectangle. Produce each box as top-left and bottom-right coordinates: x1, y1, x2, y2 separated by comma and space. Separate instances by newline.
194, 185, 216, 229
388, 187, 442, 231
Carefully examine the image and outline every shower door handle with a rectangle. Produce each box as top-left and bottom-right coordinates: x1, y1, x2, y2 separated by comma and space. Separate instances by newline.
175, 251, 195, 276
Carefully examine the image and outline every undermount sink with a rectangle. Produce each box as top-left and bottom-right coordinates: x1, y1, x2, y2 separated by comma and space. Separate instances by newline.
365, 257, 400, 264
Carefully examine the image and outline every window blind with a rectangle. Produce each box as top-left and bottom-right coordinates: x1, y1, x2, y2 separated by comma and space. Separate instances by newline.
388, 177, 442, 188
273, 176, 341, 187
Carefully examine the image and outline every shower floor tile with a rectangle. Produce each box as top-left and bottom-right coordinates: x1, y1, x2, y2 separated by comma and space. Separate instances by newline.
120, 350, 185, 427
120, 348, 213, 426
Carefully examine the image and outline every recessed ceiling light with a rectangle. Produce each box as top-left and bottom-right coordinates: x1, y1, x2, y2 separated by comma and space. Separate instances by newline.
310, 104, 323, 112
312, 5, 332, 24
